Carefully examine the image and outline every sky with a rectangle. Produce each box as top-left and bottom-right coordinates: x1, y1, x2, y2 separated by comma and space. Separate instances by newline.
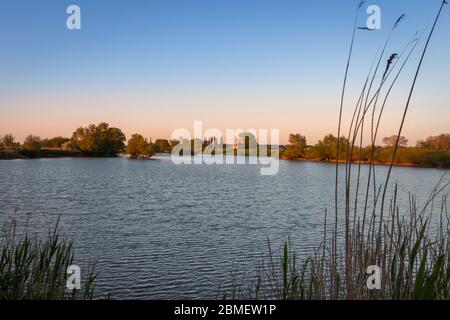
0, 0, 449, 145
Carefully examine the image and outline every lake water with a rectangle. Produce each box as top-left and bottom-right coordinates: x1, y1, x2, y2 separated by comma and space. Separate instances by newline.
0, 156, 447, 299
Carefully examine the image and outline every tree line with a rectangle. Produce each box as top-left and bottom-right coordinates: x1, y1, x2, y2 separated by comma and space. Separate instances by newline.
0, 123, 173, 159
0, 123, 268, 159
1, 123, 449, 166
281, 133, 450, 167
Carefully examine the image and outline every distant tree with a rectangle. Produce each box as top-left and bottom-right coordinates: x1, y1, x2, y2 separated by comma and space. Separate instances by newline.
1, 134, 16, 147
125, 134, 154, 158
416, 139, 427, 148
41, 139, 51, 148
420, 133, 450, 150
316, 134, 349, 160
283, 134, 308, 159
61, 141, 74, 150
382, 135, 408, 147
288, 134, 306, 147
41, 137, 70, 148
154, 139, 171, 153
22, 135, 42, 152
71, 123, 125, 156
317, 134, 336, 160
290, 133, 307, 153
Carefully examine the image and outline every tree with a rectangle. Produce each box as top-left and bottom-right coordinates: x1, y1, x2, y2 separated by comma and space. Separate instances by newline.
416, 139, 427, 148
382, 135, 408, 147
22, 135, 42, 152
1, 134, 16, 147
282, 134, 308, 159
71, 123, 125, 156
316, 134, 349, 160
41, 136, 70, 148
125, 134, 154, 158
154, 139, 171, 153
288, 134, 308, 158
419, 133, 450, 150
289, 134, 306, 147
317, 134, 336, 160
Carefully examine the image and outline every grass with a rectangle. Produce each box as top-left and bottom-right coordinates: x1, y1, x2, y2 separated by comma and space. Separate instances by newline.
224, 0, 449, 300
0, 218, 97, 300
224, 187, 449, 300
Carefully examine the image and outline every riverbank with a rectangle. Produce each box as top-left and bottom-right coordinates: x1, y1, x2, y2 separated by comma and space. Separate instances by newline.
0, 148, 85, 160
2, 150, 448, 169
281, 157, 450, 169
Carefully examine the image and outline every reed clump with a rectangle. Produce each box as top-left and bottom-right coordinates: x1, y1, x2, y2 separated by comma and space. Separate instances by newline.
224, 191, 449, 300
0, 219, 97, 300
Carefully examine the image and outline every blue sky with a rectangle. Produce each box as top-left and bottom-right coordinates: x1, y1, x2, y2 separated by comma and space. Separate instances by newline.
0, 0, 449, 144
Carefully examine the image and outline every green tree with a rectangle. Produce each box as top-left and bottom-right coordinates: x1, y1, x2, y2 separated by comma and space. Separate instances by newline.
125, 134, 154, 158
382, 135, 408, 147
22, 135, 42, 152
41, 137, 70, 148
1, 134, 16, 147
316, 134, 349, 160
283, 134, 307, 159
71, 123, 125, 156
154, 139, 171, 153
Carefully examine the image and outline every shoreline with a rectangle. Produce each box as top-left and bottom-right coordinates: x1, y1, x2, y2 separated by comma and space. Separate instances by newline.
1, 153, 448, 169
281, 157, 450, 169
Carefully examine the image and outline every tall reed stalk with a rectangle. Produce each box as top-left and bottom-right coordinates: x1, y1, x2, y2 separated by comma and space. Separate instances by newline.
334, 0, 364, 299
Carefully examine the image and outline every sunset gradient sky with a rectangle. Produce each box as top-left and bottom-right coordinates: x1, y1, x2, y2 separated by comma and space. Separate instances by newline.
0, 0, 449, 145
